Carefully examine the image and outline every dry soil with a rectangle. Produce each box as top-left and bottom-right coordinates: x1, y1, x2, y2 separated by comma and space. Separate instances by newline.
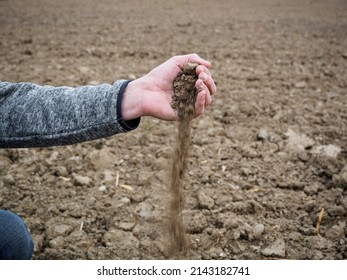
0, 0, 347, 259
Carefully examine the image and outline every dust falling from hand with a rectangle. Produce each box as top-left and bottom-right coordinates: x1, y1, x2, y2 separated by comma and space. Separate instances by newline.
169, 63, 198, 257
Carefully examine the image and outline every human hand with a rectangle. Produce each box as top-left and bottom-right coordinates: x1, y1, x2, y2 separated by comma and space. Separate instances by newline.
121, 54, 217, 121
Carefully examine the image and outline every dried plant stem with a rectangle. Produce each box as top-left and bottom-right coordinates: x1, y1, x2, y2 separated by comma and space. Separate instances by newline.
316, 208, 325, 236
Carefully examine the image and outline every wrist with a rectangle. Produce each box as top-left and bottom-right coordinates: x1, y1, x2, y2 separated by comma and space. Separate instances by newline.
121, 79, 144, 121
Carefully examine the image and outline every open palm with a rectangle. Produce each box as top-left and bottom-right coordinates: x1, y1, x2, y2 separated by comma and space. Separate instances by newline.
121, 54, 216, 121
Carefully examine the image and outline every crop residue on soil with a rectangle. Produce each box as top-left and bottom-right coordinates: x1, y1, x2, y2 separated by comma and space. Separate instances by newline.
169, 63, 198, 257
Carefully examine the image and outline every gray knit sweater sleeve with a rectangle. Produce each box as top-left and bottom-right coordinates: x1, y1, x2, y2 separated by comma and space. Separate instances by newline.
0, 80, 140, 148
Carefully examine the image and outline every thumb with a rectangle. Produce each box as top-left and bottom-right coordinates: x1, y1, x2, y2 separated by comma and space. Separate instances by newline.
173, 53, 211, 70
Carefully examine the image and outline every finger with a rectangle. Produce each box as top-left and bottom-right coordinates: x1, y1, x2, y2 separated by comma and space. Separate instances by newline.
196, 65, 217, 95
196, 65, 209, 75
196, 79, 212, 106
198, 71, 217, 96
195, 91, 206, 117
205, 89, 212, 106
174, 53, 211, 70
187, 53, 211, 68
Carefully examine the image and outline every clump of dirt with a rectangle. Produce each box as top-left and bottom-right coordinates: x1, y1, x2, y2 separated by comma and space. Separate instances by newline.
171, 63, 199, 118
169, 63, 198, 257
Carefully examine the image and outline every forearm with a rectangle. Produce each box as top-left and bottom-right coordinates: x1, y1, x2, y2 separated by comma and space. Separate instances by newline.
0, 80, 140, 148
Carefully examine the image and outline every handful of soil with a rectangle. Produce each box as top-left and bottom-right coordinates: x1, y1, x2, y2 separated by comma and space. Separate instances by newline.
169, 63, 198, 257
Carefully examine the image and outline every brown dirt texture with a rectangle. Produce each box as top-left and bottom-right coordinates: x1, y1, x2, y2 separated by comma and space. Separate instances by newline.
1, 0, 347, 260
169, 63, 198, 257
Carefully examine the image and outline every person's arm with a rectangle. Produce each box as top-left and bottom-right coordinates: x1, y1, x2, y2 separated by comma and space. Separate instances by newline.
0, 54, 216, 149
0, 80, 140, 148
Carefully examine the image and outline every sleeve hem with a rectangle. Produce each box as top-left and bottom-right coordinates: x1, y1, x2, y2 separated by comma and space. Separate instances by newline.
116, 80, 141, 131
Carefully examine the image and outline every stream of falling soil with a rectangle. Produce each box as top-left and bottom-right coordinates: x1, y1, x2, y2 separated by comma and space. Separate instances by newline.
169, 63, 198, 257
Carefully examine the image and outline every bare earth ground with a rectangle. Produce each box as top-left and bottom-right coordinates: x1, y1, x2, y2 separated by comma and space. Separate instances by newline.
1, 0, 347, 260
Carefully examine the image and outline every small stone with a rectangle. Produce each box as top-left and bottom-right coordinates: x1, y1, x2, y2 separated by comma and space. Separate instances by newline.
102, 229, 139, 248
3, 174, 15, 185
261, 239, 286, 258
130, 193, 146, 203
294, 81, 307, 88
105, 242, 113, 247
285, 128, 315, 151
117, 222, 136, 231
311, 145, 341, 158
78, 66, 91, 75
102, 170, 114, 182
241, 167, 251, 176
257, 129, 268, 141
207, 247, 225, 259
98, 185, 107, 192
298, 152, 309, 162
55, 166, 69, 177
252, 223, 265, 238
49, 236, 65, 249
72, 173, 92, 186
53, 224, 73, 236
135, 202, 154, 219
120, 197, 131, 204
197, 190, 214, 209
